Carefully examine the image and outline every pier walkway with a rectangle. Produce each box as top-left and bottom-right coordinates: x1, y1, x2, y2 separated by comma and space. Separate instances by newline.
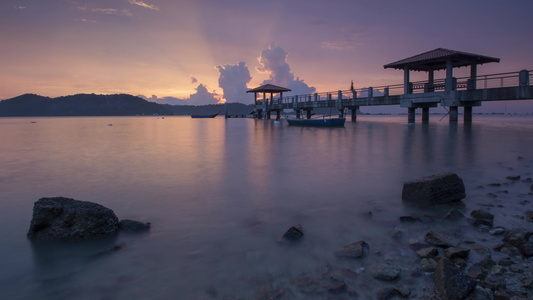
248, 49, 533, 123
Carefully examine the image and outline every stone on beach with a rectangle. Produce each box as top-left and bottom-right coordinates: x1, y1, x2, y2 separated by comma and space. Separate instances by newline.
373, 264, 401, 281
27, 197, 119, 240
27, 197, 149, 240
334, 240, 369, 259
469, 209, 494, 227
281, 224, 304, 241
433, 258, 476, 300
424, 231, 456, 248
119, 219, 151, 231
402, 173, 466, 206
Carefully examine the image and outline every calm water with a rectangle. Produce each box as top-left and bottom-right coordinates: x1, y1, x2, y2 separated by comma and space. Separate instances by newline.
1, 115, 533, 299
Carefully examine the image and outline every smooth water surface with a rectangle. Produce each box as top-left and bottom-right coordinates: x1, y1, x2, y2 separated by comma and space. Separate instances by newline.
1, 115, 532, 299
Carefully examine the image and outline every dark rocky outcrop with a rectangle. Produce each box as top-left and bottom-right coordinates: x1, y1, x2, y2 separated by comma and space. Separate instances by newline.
469, 209, 494, 227
402, 173, 466, 206
28, 197, 149, 240
28, 197, 119, 240
373, 264, 401, 281
281, 224, 304, 241
334, 240, 369, 259
424, 231, 456, 248
433, 258, 476, 300
119, 219, 151, 231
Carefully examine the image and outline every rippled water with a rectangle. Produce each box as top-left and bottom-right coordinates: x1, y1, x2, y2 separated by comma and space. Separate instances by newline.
1, 115, 532, 299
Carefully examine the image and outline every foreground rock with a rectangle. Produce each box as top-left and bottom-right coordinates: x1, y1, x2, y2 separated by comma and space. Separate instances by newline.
281, 224, 304, 241
434, 258, 476, 299
119, 219, 151, 231
28, 197, 149, 240
402, 173, 466, 206
335, 241, 369, 259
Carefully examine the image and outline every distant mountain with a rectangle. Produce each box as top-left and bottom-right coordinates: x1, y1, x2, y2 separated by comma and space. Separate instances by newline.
0, 93, 254, 116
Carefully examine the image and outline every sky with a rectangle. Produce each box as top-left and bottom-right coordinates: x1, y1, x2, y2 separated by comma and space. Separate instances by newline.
2, 0, 533, 112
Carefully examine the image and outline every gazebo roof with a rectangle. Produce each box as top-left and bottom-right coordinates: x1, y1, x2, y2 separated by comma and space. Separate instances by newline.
383, 48, 500, 71
246, 84, 291, 93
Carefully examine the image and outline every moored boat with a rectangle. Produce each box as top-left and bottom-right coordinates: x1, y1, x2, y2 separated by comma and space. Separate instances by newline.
191, 113, 219, 118
286, 116, 345, 127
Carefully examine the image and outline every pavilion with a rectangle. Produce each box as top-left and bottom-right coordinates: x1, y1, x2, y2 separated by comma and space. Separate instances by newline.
384, 48, 500, 122
247, 84, 291, 119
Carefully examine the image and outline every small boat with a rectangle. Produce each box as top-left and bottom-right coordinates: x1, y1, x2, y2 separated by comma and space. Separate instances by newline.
191, 113, 219, 118
286, 116, 345, 127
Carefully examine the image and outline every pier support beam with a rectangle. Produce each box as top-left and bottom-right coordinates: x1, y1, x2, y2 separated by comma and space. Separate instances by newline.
276, 110, 280, 120
422, 107, 429, 123
306, 110, 312, 119
351, 107, 358, 122
464, 106, 473, 122
295, 110, 301, 119
266, 111, 271, 120
408, 107, 415, 124
449, 106, 458, 122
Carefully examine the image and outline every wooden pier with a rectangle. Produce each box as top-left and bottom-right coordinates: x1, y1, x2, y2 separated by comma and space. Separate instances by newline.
248, 48, 533, 123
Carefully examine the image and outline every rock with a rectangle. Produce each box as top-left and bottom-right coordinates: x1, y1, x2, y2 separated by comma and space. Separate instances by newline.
502, 229, 531, 248
399, 215, 419, 222
389, 229, 404, 239
334, 240, 369, 259
376, 287, 398, 300
416, 247, 439, 259
489, 227, 506, 235
27, 197, 119, 240
519, 242, 533, 257
497, 257, 515, 266
373, 264, 401, 281
467, 258, 495, 280
402, 173, 466, 206
281, 224, 304, 241
420, 258, 438, 272
424, 231, 455, 248
443, 208, 465, 220
469, 209, 494, 227
444, 247, 470, 259
324, 282, 347, 294
433, 258, 476, 300
118, 219, 151, 231
506, 175, 521, 181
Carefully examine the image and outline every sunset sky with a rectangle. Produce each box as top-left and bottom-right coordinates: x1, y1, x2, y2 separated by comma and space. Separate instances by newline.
2, 0, 533, 111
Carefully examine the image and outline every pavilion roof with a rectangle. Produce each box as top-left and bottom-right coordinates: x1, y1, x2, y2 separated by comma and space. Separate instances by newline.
246, 84, 291, 93
383, 48, 500, 71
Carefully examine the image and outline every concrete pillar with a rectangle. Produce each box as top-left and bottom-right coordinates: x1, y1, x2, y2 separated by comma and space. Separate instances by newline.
254, 92, 257, 105
422, 107, 429, 123
408, 107, 415, 124
308, 95, 311, 102
327, 93, 332, 101
427, 70, 434, 92
464, 106, 472, 122
314, 93, 318, 101
445, 58, 453, 92
295, 110, 301, 119
469, 64, 477, 90
338, 90, 342, 100
257, 109, 262, 119
404, 67, 410, 94
368, 87, 373, 97
384, 87, 389, 96
276, 110, 280, 120
266, 111, 271, 119
449, 106, 458, 122
351, 107, 358, 122
520, 69, 530, 86
352, 90, 357, 100
306, 110, 312, 119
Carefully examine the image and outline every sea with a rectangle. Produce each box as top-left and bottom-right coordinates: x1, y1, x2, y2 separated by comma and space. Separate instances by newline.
1, 115, 533, 299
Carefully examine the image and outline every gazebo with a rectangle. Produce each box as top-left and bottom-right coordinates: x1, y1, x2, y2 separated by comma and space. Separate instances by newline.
247, 84, 291, 119
384, 48, 500, 122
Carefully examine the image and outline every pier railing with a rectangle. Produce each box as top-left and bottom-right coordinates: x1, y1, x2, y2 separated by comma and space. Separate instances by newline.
263, 69, 532, 105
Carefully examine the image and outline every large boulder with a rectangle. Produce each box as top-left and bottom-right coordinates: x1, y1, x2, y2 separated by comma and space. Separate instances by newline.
28, 197, 119, 240
402, 173, 466, 206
